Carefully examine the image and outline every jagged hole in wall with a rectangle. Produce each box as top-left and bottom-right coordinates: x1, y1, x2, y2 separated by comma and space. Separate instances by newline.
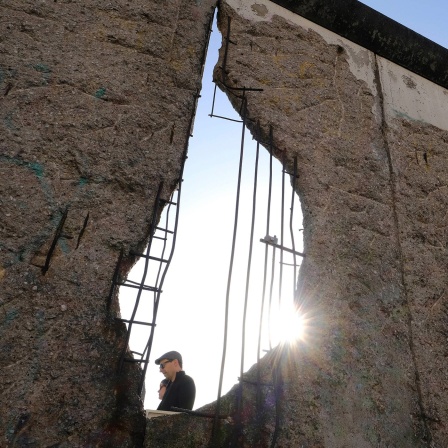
119, 15, 304, 411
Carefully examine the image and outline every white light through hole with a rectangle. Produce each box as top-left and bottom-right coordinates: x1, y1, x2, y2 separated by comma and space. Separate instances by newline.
119, 14, 306, 410
270, 302, 307, 345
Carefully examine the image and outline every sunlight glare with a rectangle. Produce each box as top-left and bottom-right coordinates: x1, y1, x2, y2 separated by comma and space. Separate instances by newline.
271, 302, 307, 345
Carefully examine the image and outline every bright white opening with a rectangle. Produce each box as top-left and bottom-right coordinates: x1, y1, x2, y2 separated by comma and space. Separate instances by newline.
119, 15, 304, 411
270, 303, 307, 345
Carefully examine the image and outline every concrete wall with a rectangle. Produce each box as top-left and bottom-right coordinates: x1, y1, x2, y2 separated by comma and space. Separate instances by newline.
0, 1, 215, 446
2, 0, 448, 446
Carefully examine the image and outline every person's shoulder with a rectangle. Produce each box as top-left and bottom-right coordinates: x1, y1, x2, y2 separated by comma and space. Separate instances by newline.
183, 372, 195, 384
177, 371, 194, 382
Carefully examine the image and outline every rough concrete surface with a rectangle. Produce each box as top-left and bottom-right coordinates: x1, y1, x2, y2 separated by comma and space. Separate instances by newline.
385, 115, 448, 448
2, 0, 448, 447
0, 0, 216, 446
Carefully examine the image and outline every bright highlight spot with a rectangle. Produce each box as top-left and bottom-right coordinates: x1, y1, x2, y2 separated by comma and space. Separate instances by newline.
271, 302, 307, 344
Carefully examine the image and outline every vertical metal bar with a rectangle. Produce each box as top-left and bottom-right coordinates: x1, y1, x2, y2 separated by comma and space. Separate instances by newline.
289, 156, 298, 298
268, 247, 276, 349
212, 91, 247, 443
279, 155, 285, 307
210, 83, 218, 117
257, 125, 273, 401
233, 118, 260, 447
270, 359, 283, 448
240, 132, 259, 377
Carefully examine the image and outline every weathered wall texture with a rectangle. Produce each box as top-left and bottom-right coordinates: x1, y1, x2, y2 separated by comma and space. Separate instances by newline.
0, 0, 215, 446
147, 0, 448, 447
2, 0, 448, 446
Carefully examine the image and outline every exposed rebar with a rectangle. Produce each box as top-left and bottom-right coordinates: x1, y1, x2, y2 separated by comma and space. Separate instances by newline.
232, 115, 260, 448
289, 157, 298, 298
212, 93, 247, 445
42, 207, 69, 275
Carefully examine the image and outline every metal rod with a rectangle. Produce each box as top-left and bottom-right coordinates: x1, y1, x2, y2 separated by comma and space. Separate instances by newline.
116, 282, 160, 293
222, 83, 263, 92
115, 318, 156, 327
283, 169, 299, 177
124, 278, 149, 286
268, 248, 276, 350
279, 154, 285, 307
123, 358, 148, 364
152, 236, 167, 241
259, 239, 305, 257
159, 200, 177, 206
156, 226, 174, 234
210, 83, 218, 117
235, 114, 260, 445
270, 360, 283, 448
289, 156, 298, 298
209, 113, 243, 123
42, 207, 69, 275
257, 124, 273, 415
75, 212, 89, 249
213, 93, 247, 443
129, 251, 169, 263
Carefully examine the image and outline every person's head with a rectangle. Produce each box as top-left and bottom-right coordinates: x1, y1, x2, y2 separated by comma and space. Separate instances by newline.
155, 350, 183, 382
158, 378, 169, 400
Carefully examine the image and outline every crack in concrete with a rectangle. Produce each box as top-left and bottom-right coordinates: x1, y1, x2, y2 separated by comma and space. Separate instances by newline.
373, 53, 432, 447
333, 51, 346, 138
328, 184, 388, 208
169, 0, 183, 60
